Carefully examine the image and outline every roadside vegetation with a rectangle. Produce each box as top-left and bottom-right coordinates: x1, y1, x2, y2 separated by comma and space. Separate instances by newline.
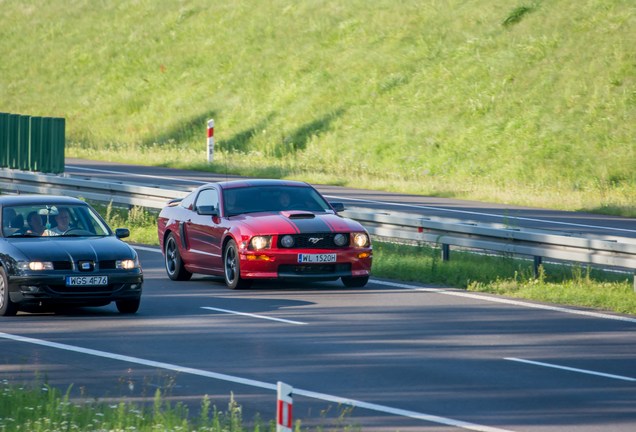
0, 381, 270, 432
1, 0, 634, 216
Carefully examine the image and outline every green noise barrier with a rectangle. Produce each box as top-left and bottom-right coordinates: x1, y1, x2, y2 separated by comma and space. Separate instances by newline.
0, 112, 65, 174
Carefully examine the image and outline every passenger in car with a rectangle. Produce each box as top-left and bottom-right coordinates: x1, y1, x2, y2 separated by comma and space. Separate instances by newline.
26, 211, 46, 235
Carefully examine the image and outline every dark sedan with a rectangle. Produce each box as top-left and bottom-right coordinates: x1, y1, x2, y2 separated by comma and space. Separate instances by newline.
0, 195, 143, 316
157, 179, 372, 289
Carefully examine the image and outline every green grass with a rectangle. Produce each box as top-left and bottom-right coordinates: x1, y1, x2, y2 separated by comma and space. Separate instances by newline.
1, 0, 634, 216
0, 381, 273, 432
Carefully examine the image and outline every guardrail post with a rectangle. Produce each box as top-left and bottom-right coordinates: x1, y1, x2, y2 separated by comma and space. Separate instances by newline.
533, 256, 543, 278
207, 118, 214, 163
441, 244, 450, 261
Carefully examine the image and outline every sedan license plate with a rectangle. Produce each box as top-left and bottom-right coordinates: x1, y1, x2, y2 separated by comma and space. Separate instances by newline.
66, 276, 108, 286
298, 253, 337, 263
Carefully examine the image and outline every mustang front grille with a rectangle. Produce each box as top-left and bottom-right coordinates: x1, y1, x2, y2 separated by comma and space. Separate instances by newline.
277, 233, 349, 249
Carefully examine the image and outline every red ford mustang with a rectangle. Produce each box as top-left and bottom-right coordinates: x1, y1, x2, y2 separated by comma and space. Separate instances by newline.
157, 179, 372, 289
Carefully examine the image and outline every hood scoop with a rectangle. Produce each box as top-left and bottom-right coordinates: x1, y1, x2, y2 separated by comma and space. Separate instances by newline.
282, 211, 316, 219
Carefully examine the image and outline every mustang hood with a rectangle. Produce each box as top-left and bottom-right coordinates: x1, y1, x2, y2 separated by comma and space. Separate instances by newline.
9, 236, 136, 261
236, 211, 365, 234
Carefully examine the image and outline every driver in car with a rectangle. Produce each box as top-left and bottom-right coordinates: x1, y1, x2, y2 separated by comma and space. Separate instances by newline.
44, 207, 71, 236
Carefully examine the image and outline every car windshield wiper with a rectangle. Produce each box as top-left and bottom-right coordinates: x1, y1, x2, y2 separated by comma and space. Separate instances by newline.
7, 232, 40, 238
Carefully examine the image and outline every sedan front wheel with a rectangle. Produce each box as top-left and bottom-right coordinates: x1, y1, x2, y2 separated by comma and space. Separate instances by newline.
0, 267, 18, 316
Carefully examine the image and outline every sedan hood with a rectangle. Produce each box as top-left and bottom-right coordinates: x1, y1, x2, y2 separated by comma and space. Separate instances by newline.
235, 211, 365, 234
8, 236, 136, 261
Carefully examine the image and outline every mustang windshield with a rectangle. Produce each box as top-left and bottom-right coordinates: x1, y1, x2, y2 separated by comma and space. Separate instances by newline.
223, 186, 332, 216
2, 204, 111, 237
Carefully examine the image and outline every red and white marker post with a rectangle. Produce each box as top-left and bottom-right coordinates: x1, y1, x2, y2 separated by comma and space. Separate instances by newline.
276, 381, 293, 432
207, 118, 215, 163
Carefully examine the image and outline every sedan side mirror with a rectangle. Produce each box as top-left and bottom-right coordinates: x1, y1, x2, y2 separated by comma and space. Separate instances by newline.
115, 228, 130, 239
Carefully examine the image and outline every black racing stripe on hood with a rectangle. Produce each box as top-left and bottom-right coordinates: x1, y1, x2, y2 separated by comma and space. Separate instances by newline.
285, 215, 333, 233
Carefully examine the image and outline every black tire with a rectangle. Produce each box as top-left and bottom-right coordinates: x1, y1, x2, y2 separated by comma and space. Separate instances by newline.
0, 266, 18, 316
223, 239, 251, 290
341, 275, 369, 288
116, 298, 141, 314
164, 233, 192, 281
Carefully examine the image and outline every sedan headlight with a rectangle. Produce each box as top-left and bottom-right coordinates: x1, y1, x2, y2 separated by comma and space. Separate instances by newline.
116, 258, 139, 270
250, 235, 272, 250
352, 233, 370, 248
18, 261, 54, 271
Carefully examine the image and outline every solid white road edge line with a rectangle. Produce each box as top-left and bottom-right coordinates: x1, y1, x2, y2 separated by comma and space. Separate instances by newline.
372, 280, 636, 324
505, 357, 636, 382
201, 306, 307, 325
0, 331, 514, 432
133, 246, 636, 324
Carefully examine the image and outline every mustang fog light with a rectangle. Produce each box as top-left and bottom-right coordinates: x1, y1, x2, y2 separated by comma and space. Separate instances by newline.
280, 235, 295, 248
18, 261, 54, 271
250, 236, 272, 250
334, 233, 348, 246
353, 233, 370, 248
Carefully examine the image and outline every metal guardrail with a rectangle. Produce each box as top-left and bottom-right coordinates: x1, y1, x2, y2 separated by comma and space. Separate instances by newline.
1, 168, 635, 286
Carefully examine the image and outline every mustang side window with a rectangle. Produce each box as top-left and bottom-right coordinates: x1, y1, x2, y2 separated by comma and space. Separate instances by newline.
195, 189, 218, 214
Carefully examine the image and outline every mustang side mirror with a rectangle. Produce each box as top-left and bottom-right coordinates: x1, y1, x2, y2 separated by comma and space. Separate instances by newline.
115, 228, 130, 239
196, 205, 218, 216
330, 202, 345, 212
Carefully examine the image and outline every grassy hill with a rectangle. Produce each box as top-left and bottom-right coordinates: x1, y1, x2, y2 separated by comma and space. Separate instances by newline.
1, 0, 634, 215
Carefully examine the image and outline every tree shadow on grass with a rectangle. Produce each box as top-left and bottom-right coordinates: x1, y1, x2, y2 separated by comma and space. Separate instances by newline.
141, 111, 217, 148
275, 107, 346, 157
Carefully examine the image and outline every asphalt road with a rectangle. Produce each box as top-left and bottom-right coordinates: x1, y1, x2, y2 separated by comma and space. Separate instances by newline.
1, 247, 635, 431
64, 158, 636, 239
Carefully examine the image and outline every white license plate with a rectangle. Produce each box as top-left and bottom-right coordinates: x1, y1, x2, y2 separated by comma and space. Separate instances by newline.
298, 253, 337, 263
66, 276, 109, 286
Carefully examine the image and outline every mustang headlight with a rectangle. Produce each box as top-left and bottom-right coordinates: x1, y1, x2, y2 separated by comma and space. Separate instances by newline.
250, 235, 272, 250
352, 233, 370, 248
116, 258, 139, 270
280, 235, 295, 248
18, 261, 54, 271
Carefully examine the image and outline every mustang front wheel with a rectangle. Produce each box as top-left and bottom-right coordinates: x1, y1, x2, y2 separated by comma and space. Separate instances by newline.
224, 239, 251, 290
164, 233, 192, 281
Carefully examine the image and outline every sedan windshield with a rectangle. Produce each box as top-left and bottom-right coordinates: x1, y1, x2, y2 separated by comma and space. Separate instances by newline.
222, 186, 332, 216
2, 204, 111, 238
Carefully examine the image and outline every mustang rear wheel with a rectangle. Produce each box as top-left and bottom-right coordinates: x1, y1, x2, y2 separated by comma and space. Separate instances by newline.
341, 275, 369, 288
224, 239, 251, 290
0, 267, 18, 316
164, 233, 192, 281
